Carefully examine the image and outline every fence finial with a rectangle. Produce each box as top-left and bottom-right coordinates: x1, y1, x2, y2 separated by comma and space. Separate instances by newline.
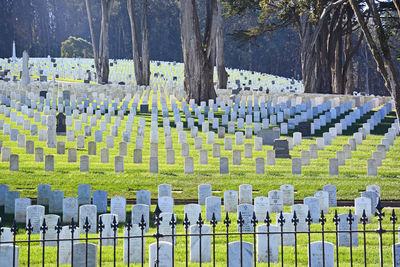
26, 219, 33, 235
292, 210, 299, 226
183, 213, 190, 229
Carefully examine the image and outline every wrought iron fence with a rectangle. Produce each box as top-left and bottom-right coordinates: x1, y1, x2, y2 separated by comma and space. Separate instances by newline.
0, 198, 399, 266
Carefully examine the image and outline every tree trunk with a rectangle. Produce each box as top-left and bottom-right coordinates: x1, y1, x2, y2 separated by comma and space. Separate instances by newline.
85, 0, 113, 84
299, 15, 331, 94
343, 6, 363, 95
141, 0, 150, 86
98, 0, 113, 84
298, 0, 346, 94
329, 7, 344, 95
315, 21, 332, 94
127, 0, 150, 86
299, 17, 317, 93
393, 0, 400, 18
363, 42, 370, 94
85, 0, 100, 79
343, 12, 353, 95
331, 37, 343, 94
216, 2, 228, 89
127, 0, 143, 85
180, 0, 217, 104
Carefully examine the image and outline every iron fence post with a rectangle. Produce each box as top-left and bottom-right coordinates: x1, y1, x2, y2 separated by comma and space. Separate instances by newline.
111, 215, 118, 267
153, 204, 163, 267
55, 218, 62, 267
292, 210, 299, 267
333, 210, 340, 267
210, 213, 218, 267
391, 209, 398, 267
360, 209, 368, 267
278, 211, 285, 267
238, 212, 244, 267
265, 212, 271, 267
224, 212, 231, 267
183, 213, 190, 267
375, 198, 385, 267
98, 216, 105, 267
11, 220, 17, 267
83, 216, 91, 267
40, 218, 48, 267
169, 213, 176, 267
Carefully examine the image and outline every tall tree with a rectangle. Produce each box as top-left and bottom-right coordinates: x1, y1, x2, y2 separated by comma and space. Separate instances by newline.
216, 2, 228, 89
127, 0, 150, 86
349, 0, 400, 123
180, 0, 218, 104
85, 0, 114, 84
223, 0, 362, 95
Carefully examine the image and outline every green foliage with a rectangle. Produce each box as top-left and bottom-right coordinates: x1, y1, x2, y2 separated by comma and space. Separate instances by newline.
60, 36, 93, 58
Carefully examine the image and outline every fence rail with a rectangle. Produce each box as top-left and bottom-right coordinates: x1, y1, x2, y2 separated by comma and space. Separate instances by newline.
0, 198, 399, 266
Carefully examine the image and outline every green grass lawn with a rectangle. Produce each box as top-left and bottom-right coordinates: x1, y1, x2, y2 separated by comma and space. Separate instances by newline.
0, 88, 399, 265
0, 97, 398, 201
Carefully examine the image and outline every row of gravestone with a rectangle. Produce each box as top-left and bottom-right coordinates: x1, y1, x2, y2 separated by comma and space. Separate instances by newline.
0, 183, 381, 231
290, 102, 397, 176
1, 128, 395, 176
1, 56, 304, 93
0, 84, 363, 139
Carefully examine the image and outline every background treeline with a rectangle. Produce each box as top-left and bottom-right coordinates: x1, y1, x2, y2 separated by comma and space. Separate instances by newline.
0, 0, 393, 95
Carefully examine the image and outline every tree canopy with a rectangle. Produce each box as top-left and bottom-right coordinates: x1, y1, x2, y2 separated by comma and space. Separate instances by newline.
61, 36, 93, 58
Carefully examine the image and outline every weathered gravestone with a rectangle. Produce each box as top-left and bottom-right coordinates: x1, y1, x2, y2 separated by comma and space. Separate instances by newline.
93, 190, 107, 213
276, 213, 295, 246
298, 121, 312, 138
111, 196, 127, 222
78, 184, 91, 205
257, 128, 280, 145
0, 245, 19, 266
158, 196, 174, 214
257, 224, 279, 263
268, 190, 283, 213
72, 243, 97, 267
63, 197, 78, 222
40, 214, 60, 246
190, 224, 211, 262
99, 214, 119, 246
5, 191, 20, 214
49, 190, 64, 213
79, 205, 97, 234
254, 197, 269, 222
123, 225, 145, 264
37, 184, 51, 206
184, 204, 201, 226
273, 139, 291, 158
132, 204, 150, 232
224, 190, 238, 213
40, 91, 47, 98
133, 191, 151, 210
198, 184, 212, 205
206, 196, 221, 221
56, 113, 66, 136
228, 241, 253, 267
239, 184, 252, 205
14, 198, 31, 223
237, 204, 254, 232
308, 241, 334, 267
304, 197, 320, 223
338, 213, 358, 247
149, 241, 172, 267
